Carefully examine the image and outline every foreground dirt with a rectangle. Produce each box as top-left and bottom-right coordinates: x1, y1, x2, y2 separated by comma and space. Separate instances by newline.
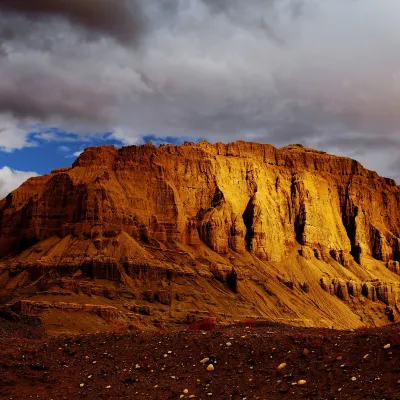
1, 321, 400, 400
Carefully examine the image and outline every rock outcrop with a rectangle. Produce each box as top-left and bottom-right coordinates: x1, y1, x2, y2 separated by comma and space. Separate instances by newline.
0, 140, 400, 332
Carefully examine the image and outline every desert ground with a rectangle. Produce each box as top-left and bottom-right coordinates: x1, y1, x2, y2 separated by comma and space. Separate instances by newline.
1, 318, 400, 400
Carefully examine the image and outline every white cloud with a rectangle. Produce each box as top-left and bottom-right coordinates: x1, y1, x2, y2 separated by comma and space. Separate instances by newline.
111, 127, 141, 145
58, 145, 71, 152
0, 166, 39, 199
66, 150, 83, 158
0, 113, 36, 151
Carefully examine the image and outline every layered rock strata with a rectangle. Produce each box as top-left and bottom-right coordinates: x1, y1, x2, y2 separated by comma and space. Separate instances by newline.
0, 141, 399, 331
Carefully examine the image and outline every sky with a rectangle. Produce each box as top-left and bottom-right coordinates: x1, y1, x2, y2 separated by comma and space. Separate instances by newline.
1, 0, 400, 198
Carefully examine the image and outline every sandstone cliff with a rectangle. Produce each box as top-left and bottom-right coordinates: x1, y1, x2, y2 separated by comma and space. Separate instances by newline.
0, 141, 399, 333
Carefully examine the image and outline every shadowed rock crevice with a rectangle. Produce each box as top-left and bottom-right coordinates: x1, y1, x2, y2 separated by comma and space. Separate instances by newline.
211, 187, 225, 208
339, 184, 362, 264
371, 226, 384, 261
226, 267, 238, 293
392, 238, 400, 262
242, 196, 257, 251
290, 174, 306, 245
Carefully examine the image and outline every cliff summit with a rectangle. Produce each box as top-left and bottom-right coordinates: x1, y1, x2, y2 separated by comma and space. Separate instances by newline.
1, 140, 399, 333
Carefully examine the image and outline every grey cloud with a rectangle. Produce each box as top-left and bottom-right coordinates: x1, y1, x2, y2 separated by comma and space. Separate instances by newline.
317, 135, 400, 152
0, 0, 400, 183
0, 62, 115, 122
389, 157, 400, 182
0, 0, 146, 44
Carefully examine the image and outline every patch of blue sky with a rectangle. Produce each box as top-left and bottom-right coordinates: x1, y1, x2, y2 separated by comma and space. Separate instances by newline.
0, 127, 205, 175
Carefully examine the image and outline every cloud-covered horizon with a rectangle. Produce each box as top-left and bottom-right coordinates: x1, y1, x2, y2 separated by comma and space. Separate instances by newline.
1, 0, 400, 182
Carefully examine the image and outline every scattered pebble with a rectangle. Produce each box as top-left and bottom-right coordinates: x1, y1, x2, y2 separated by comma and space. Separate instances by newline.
277, 363, 287, 370
384, 344, 391, 349
207, 364, 215, 371
298, 380, 307, 385
200, 358, 210, 364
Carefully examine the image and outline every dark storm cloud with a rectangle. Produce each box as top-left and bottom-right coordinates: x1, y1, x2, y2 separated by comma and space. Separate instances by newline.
0, 59, 118, 122
0, 0, 400, 182
0, 0, 145, 44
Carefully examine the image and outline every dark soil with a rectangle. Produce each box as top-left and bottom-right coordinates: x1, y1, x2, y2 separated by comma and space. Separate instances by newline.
1, 319, 400, 400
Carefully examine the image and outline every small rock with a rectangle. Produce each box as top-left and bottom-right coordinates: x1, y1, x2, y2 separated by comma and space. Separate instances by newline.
336, 356, 343, 361
200, 358, 210, 364
384, 344, 391, 349
302, 348, 309, 356
298, 380, 307, 386
183, 389, 189, 394
277, 363, 287, 370
351, 377, 357, 381
207, 364, 215, 371
106, 385, 111, 389
363, 354, 369, 359
135, 364, 141, 369
226, 342, 232, 347
79, 383, 84, 388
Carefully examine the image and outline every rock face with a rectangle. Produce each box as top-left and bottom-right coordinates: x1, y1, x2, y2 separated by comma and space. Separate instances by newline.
0, 141, 400, 332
